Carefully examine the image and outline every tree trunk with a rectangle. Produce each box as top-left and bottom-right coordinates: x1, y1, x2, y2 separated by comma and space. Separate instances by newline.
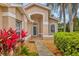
68, 4, 73, 32
60, 4, 62, 20
74, 4, 78, 17
62, 3, 66, 32
73, 4, 78, 31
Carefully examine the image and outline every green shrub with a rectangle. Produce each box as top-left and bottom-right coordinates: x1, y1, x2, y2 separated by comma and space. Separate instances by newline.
20, 45, 30, 55
19, 45, 38, 56
54, 32, 79, 56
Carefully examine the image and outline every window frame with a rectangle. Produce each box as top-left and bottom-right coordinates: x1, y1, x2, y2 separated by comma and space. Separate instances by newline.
16, 20, 22, 35
49, 23, 55, 35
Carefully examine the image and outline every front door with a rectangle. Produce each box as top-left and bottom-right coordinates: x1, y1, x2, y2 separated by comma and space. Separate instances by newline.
32, 25, 38, 36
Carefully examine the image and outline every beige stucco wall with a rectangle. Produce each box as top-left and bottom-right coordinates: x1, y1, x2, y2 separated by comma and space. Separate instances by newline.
0, 7, 3, 29
2, 16, 16, 29
0, 6, 8, 29
22, 15, 28, 31
0, 6, 25, 30
2, 16, 9, 29
2, 7, 8, 12
8, 17, 16, 29
7, 7, 16, 23
0, 6, 15, 29
16, 8, 23, 21
27, 20, 32, 35
8, 7, 16, 14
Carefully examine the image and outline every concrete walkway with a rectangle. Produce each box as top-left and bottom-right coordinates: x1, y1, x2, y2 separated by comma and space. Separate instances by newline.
35, 40, 54, 56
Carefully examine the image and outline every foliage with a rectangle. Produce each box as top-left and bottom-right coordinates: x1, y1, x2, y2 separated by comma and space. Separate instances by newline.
20, 45, 29, 55
0, 28, 27, 55
66, 23, 70, 32
58, 23, 64, 32
73, 17, 79, 32
54, 32, 79, 56
19, 45, 38, 56
66, 17, 79, 32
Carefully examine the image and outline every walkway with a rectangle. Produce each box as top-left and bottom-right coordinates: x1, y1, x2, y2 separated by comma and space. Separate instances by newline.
35, 40, 54, 56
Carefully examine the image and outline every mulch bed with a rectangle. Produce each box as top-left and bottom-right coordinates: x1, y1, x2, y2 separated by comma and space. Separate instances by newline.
23, 39, 62, 56
42, 39, 62, 56
25, 41, 38, 53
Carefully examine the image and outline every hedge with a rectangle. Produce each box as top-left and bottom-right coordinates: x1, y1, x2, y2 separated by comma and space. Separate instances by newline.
54, 32, 79, 56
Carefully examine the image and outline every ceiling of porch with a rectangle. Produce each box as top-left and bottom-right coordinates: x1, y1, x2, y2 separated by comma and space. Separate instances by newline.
30, 14, 43, 22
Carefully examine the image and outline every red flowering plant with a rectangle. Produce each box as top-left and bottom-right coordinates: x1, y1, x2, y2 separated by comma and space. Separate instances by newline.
0, 28, 27, 56
20, 30, 27, 43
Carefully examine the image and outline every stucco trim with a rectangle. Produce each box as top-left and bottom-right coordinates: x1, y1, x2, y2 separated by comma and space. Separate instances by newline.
9, 4, 22, 7
28, 12, 44, 22
24, 3, 50, 10
2, 12, 16, 19
25, 34, 31, 40
43, 22, 48, 25
49, 23, 58, 33
0, 3, 9, 7
43, 35, 53, 37
49, 16, 59, 22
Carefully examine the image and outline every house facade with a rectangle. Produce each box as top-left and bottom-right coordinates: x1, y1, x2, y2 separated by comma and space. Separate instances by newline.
0, 3, 58, 40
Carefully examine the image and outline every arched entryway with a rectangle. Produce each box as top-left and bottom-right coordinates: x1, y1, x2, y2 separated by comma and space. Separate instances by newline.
30, 13, 43, 38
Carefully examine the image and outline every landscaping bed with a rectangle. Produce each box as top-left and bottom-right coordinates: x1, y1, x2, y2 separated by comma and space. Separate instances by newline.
25, 41, 38, 56
14, 41, 38, 56
42, 39, 62, 56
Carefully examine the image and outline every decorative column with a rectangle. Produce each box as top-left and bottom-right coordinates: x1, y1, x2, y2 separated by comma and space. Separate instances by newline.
43, 14, 49, 38
55, 23, 58, 32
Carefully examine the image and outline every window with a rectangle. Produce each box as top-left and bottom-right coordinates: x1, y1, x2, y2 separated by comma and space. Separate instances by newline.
51, 24, 55, 32
49, 24, 55, 34
16, 20, 22, 35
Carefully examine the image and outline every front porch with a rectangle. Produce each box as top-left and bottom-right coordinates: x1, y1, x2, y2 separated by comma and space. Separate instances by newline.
29, 13, 45, 38
27, 13, 57, 40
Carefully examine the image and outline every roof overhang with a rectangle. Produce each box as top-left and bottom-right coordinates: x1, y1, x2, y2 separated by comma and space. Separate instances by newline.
24, 3, 51, 11
0, 3, 9, 7
49, 16, 60, 22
